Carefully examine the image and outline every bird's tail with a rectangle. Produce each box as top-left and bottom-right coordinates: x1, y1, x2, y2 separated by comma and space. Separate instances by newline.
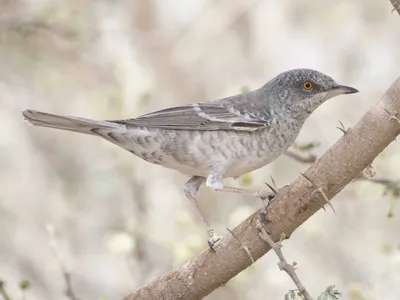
22, 109, 122, 135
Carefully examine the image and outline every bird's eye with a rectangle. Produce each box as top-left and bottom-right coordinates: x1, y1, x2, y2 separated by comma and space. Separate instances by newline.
303, 82, 313, 90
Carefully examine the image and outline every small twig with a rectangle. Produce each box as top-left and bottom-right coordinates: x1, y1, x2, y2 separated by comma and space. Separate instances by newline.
0, 281, 11, 300
256, 220, 314, 300
45, 224, 81, 300
285, 150, 317, 164
300, 173, 336, 215
226, 228, 254, 263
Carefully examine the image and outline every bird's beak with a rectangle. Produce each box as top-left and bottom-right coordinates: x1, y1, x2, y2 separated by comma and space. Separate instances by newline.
329, 85, 359, 95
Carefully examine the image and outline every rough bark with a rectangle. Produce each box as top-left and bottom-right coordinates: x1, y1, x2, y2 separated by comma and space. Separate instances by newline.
123, 78, 400, 300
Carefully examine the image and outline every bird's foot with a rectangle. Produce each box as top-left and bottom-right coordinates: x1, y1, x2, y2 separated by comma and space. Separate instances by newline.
257, 190, 276, 221
207, 229, 222, 251
260, 193, 275, 221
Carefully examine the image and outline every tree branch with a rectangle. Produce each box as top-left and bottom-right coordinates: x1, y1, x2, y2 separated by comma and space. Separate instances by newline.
256, 220, 313, 300
285, 137, 399, 192
123, 77, 400, 300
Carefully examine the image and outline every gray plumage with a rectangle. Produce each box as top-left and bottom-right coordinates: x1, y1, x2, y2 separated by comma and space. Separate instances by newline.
22, 68, 358, 248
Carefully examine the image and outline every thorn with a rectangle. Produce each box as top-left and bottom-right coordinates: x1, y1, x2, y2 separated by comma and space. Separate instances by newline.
270, 176, 277, 189
383, 108, 400, 124
226, 228, 255, 263
300, 173, 336, 215
264, 182, 278, 195
336, 120, 349, 135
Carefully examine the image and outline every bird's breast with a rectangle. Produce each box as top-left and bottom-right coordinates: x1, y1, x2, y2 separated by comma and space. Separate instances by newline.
222, 119, 301, 176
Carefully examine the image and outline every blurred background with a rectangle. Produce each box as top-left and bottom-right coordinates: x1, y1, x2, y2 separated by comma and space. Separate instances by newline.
1, 0, 400, 299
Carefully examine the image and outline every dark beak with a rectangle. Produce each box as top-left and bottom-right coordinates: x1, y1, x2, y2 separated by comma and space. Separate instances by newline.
330, 85, 359, 95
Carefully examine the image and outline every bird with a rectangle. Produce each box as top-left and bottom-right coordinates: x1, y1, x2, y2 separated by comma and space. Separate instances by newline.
22, 68, 358, 249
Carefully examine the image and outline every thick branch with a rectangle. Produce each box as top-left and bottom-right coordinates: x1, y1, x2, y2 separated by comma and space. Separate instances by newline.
124, 77, 400, 300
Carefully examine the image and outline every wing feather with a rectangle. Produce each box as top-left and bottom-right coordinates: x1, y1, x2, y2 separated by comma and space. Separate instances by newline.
111, 90, 271, 131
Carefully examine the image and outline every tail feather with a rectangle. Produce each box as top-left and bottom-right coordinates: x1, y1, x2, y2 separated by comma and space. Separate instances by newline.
22, 109, 122, 135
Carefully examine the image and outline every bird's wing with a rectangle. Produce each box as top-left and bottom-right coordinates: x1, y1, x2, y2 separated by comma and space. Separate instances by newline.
111, 96, 270, 131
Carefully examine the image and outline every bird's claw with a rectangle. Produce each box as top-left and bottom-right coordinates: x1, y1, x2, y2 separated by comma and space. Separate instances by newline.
259, 209, 267, 220
207, 229, 222, 252
258, 191, 275, 221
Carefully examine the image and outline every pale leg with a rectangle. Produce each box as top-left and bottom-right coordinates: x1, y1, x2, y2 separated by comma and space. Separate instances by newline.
206, 171, 275, 217
183, 176, 221, 249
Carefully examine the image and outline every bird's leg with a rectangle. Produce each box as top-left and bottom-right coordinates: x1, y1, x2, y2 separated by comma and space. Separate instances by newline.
206, 172, 275, 219
183, 176, 221, 250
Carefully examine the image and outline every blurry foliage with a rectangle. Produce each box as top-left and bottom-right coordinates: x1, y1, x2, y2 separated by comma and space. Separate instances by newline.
283, 285, 342, 300
383, 181, 400, 198
240, 85, 250, 93
239, 173, 253, 186
317, 285, 341, 300
285, 289, 300, 300
0, 280, 31, 300
347, 283, 373, 300
18, 280, 30, 291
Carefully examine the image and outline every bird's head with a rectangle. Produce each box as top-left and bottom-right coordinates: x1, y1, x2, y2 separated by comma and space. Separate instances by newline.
264, 68, 359, 120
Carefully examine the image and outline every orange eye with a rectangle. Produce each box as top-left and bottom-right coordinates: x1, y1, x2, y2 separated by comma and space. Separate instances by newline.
303, 82, 313, 90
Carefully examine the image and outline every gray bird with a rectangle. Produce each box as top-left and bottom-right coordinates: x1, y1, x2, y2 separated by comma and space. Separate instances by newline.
22, 68, 358, 248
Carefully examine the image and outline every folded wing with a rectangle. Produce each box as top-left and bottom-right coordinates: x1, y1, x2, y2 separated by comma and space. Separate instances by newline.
111, 95, 270, 131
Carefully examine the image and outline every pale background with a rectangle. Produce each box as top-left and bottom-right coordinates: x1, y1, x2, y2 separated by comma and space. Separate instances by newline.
1, 0, 400, 299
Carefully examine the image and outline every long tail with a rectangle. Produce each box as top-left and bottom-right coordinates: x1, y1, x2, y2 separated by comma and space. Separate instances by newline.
22, 109, 122, 135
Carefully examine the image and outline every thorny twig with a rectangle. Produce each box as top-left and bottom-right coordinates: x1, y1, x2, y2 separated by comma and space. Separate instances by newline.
226, 228, 255, 263
300, 173, 336, 215
285, 120, 399, 196
256, 220, 314, 300
45, 224, 81, 300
